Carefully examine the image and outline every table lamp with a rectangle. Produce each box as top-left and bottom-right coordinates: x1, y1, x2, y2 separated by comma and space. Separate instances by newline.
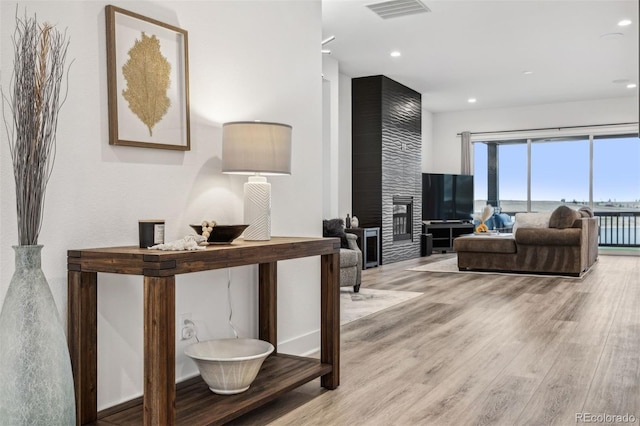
222, 121, 292, 240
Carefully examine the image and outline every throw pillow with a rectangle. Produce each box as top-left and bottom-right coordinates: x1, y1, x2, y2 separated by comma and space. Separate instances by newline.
549, 206, 580, 229
578, 206, 594, 217
512, 211, 552, 235
322, 218, 349, 248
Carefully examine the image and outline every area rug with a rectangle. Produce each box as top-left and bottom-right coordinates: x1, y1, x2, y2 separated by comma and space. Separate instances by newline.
341, 288, 422, 325
408, 256, 586, 280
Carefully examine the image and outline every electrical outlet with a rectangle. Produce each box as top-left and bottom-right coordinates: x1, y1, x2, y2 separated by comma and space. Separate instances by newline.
179, 313, 194, 341
179, 312, 192, 325
181, 323, 195, 340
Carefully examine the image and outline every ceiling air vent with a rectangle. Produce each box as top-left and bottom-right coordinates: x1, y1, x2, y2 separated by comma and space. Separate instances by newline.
366, 0, 431, 19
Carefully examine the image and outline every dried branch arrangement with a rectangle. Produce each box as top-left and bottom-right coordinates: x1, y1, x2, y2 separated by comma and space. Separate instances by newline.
2, 12, 70, 245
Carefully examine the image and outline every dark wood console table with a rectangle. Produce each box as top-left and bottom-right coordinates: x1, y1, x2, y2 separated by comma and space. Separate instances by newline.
67, 237, 340, 425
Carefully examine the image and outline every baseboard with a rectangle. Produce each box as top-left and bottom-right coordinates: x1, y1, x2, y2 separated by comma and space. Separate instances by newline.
599, 248, 640, 256
277, 329, 320, 357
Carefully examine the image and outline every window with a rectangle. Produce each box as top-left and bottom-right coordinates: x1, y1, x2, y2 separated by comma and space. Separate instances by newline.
473, 142, 487, 212
593, 136, 640, 212
472, 128, 639, 247
531, 138, 589, 211
473, 133, 639, 213
497, 143, 528, 213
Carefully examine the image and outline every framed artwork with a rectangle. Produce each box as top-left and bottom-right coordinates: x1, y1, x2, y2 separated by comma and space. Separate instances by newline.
106, 5, 190, 150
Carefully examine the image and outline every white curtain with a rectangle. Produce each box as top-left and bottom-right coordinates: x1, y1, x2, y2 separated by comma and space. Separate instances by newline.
461, 131, 472, 174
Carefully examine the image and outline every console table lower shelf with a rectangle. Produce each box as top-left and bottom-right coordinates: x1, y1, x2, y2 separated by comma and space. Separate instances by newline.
93, 355, 331, 425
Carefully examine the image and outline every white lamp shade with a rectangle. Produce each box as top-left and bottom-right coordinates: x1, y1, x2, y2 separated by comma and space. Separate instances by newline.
222, 122, 292, 175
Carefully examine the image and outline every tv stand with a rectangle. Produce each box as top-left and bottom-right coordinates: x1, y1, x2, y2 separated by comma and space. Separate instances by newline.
422, 222, 474, 252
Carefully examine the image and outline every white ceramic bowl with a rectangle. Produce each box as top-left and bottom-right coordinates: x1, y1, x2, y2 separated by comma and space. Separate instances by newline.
184, 338, 274, 395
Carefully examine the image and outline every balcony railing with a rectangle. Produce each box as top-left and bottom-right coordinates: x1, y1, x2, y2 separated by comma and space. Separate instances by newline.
594, 211, 640, 247
500, 210, 640, 248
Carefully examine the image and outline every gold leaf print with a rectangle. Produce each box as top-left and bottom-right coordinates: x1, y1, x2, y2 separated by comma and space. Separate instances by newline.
122, 32, 171, 136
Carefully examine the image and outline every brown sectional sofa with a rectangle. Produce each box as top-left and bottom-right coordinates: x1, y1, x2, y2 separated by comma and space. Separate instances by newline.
453, 206, 599, 277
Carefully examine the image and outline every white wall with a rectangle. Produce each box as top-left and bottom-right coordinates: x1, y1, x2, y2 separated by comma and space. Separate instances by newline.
338, 72, 352, 218
322, 55, 339, 219
421, 105, 434, 172
320, 60, 353, 222
0, 0, 322, 410
426, 97, 638, 174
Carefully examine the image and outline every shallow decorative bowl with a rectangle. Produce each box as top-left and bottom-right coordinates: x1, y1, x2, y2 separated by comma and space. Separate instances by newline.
184, 338, 274, 395
189, 224, 248, 244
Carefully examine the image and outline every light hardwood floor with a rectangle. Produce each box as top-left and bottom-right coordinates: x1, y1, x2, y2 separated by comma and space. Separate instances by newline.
231, 253, 640, 426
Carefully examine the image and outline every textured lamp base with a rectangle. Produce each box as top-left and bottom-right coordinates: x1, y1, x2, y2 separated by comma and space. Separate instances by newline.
244, 176, 271, 240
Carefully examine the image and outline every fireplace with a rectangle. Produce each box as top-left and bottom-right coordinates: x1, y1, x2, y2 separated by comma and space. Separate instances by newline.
352, 75, 422, 264
393, 196, 413, 241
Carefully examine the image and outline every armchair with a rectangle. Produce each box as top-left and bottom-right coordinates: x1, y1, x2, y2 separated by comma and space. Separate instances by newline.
341, 233, 363, 293
322, 219, 363, 292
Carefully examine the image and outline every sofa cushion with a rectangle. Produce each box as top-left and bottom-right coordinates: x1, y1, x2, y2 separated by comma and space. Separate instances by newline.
512, 212, 551, 235
453, 235, 517, 254
549, 206, 580, 229
578, 206, 594, 217
516, 228, 582, 246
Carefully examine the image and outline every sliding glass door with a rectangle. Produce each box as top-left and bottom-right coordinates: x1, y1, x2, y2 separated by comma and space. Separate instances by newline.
531, 138, 589, 212
474, 134, 637, 213
592, 136, 640, 246
473, 132, 640, 247
498, 143, 528, 213
473, 142, 488, 212
593, 136, 640, 211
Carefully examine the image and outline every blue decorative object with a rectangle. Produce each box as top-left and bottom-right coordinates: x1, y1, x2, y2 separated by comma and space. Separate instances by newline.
494, 213, 514, 232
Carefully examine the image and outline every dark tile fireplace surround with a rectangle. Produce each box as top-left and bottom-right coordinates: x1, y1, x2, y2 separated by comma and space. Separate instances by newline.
352, 75, 422, 264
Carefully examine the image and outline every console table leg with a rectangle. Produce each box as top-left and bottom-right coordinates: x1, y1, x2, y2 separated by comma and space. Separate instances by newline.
67, 271, 97, 426
320, 252, 340, 389
143, 276, 175, 426
259, 262, 278, 351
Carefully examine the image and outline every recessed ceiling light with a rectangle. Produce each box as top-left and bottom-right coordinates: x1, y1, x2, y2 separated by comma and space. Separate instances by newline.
600, 32, 624, 40
618, 19, 632, 27
468, 98, 477, 103
627, 83, 637, 89
523, 71, 533, 75
613, 78, 630, 84
322, 35, 335, 46
390, 51, 401, 58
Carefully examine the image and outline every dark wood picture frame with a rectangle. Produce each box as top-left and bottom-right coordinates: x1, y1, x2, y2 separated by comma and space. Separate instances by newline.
106, 5, 190, 150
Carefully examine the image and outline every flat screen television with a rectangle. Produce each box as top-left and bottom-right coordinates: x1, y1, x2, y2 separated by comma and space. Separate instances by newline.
422, 173, 474, 222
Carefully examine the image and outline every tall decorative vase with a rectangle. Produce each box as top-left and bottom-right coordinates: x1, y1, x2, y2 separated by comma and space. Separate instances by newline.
0, 245, 76, 425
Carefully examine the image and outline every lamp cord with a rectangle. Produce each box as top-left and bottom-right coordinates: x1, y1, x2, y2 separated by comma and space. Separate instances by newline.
227, 269, 239, 339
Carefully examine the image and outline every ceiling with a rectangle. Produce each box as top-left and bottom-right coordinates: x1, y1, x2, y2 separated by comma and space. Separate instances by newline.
322, 0, 639, 113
